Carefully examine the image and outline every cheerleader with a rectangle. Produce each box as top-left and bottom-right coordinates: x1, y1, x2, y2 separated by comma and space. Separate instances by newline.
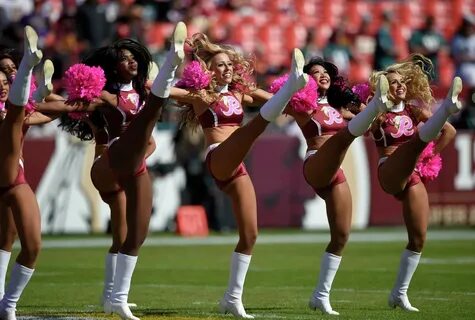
369, 54, 460, 312
170, 32, 308, 318
269, 56, 391, 315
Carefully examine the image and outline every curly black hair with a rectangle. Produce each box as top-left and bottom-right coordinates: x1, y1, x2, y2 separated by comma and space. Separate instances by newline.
58, 109, 105, 141
59, 39, 152, 141
326, 75, 361, 110
84, 38, 152, 106
0, 48, 20, 78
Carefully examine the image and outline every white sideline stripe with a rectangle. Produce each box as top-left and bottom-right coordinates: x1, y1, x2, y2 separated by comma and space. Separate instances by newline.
29, 230, 475, 249
16, 316, 97, 320
139, 284, 475, 296
336, 288, 475, 296
420, 257, 475, 264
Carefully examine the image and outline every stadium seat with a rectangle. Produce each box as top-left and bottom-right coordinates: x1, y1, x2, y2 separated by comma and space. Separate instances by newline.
284, 24, 308, 51
176, 205, 209, 237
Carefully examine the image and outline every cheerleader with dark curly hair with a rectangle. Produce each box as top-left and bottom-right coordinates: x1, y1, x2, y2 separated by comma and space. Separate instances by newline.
48, 22, 187, 320
267, 56, 391, 315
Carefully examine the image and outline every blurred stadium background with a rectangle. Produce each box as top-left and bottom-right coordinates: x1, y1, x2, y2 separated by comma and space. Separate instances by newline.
1, 1, 475, 320
1, 0, 474, 234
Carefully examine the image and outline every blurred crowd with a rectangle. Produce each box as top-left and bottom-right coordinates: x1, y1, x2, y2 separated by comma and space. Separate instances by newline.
1, 1, 474, 89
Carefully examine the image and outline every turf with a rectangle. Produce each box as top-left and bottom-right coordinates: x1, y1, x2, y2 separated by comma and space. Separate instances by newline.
9, 229, 475, 319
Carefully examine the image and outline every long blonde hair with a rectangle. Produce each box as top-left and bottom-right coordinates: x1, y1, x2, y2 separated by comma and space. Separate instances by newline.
370, 54, 435, 108
179, 33, 256, 128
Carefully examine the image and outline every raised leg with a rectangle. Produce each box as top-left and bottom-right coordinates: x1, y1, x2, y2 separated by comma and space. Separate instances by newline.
32, 59, 54, 103
348, 75, 391, 136
109, 22, 186, 175
418, 77, 462, 142
0, 26, 42, 185
210, 50, 308, 180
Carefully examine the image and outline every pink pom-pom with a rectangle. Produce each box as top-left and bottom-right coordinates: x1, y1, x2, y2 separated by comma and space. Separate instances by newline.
352, 83, 371, 104
416, 141, 442, 182
176, 61, 211, 90
269, 75, 318, 113
0, 101, 5, 112
64, 64, 106, 101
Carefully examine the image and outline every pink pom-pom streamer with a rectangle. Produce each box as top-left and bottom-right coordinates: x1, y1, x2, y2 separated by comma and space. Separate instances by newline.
352, 83, 371, 104
64, 64, 106, 101
0, 101, 5, 112
269, 74, 318, 113
176, 61, 211, 90
416, 141, 442, 182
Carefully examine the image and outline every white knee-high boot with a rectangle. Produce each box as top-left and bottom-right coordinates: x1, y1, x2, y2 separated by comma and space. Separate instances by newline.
102, 253, 117, 304
32, 59, 54, 103
104, 253, 139, 320
0, 263, 34, 319
219, 252, 254, 319
0, 250, 11, 300
418, 77, 462, 142
151, 22, 186, 98
309, 252, 341, 315
348, 75, 391, 136
8, 26, 42, 106
259, 48, 308, 122
388, 249, 421, 312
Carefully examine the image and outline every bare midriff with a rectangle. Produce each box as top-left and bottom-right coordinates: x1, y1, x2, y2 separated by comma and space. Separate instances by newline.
204, 125, 240, 146
305, 134, 332, 151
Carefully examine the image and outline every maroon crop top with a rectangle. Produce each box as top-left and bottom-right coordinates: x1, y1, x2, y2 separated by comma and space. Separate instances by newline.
198, 92, 244, 129
103, 86, 143, 142
301, 99, 347, 139
372, 104, 420, 148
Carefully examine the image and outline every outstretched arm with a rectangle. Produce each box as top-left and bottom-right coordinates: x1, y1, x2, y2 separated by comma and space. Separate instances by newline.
242, 88, 273, 107
44, 93, 65, 102
340, 107, 356, 120
24, 111, 59, 125
170, 87, 198, 105
35, 90, 115, 113
35, 99, 74, 113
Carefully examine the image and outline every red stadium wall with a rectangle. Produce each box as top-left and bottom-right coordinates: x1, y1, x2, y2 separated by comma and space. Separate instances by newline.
248, 131, 475, 228
23, 138, 55, 191
23, 131, 475, 229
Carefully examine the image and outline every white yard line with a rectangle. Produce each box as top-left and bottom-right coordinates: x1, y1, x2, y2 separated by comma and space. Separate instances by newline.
30, 229, 475, 249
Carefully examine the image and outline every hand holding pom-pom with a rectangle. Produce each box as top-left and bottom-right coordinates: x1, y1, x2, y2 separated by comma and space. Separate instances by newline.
64, 64, 106, 102
64, 64, 106, 119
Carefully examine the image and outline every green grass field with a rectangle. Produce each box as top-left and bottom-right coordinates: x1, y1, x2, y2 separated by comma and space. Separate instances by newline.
10, 228, 475, 319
